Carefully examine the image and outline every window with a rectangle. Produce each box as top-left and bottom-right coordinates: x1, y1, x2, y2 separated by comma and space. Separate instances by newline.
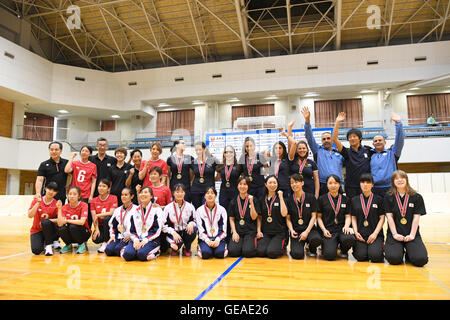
231, 104, 275, 125
23, 112, 54, 141
100, 120, 116, 131
314, 99, 363, 128
157, 109, 195, 137
407, 93, 450, 125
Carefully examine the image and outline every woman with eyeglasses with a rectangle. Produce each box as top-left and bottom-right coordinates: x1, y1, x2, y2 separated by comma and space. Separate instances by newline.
167, 139, 194, 202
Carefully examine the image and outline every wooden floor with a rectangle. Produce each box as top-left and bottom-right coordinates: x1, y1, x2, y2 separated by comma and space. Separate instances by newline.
0, 213, 449, 300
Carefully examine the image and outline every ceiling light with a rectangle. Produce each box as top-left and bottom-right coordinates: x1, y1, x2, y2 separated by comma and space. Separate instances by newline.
227, 98, 240, 102
304, 92, 319, 97
409, 87, 420, 90
58, 109, 69, 113
158, 103, 172, 107
192, 100, 203, 105
360, 90, 375, 94
111, 115, 120, 119
264, 94, 278, 100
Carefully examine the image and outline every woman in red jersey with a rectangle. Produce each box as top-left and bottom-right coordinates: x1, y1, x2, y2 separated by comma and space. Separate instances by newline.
57, 186, 91, 254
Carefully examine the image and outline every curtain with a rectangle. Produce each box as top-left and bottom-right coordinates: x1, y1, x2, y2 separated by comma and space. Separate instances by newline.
314, 98, 363, 128
157, 109, 195, 137
407, 93, 450, 125
22, 112, 54, 141
231, 104, 275, 125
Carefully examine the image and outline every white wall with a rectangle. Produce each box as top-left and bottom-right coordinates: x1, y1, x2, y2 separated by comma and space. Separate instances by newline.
1, 35, 450, 113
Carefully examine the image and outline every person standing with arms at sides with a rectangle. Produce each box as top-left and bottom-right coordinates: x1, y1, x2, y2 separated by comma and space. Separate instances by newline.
90, 179, 118, 253
122, 187, 164, 261
162, 184, 197, 256
90, 138, 117, 197
139, 142, 169, 187
65, 146, 97, 216
228, 176, 259, 258
238, 137, 269, 200
286, 174, 322, 259
370, 112, 405, 197
109, 147, 132, 206
281, 125, 319, 198
105, 188, 136, 257
350, 173, 385, 263
265, 141, 291, 195
36, 141, 69, 204
332, 112, 372, 199
167, 140, 194, 202
384, 170, 428, 267
256, 175, 288, 259
300, 107, 344, 196
57, 186, 91, 254
148, 166, 172, 209
216, 146, 242, 215
28, 182, 61, 256
190, 141, 219, 209
195, 187, 228, 259
317, 174, 355, 260
125, 149, 144, 205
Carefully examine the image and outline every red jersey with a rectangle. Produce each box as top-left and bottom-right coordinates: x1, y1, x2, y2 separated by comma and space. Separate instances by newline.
91, 194, 118, 226
140, 159, 168, 187
61, 201, 91, 233
71, 160, 97, 198
151, 184, 173, 207
28, 197, 58, 235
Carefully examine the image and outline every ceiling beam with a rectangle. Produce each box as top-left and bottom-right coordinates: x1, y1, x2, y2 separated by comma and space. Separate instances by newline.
286, 0, 293, 54
140, 0, 166, 66
439, 0, 450, 40
234, 0, 250, 58
186, 0, 206, 62
334, 0, 342, 50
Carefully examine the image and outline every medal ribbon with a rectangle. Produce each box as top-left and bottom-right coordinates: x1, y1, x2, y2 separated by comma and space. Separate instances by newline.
198, 159, 206, 178
120, 204, 133, 227
224, 163, 233, 182
237, 195, 249, 220
293, 192, 305, 219
360, 193, 373, 220
175, 155, 183, 174
265, 195, 277, 218
173, 201, 185, 226
246, 156, 255, 176
298, 158, 307, 174
139, 202, 153, 230
204, 204, 217, 230
327, 192, 342, 219
395, 192, 409, 218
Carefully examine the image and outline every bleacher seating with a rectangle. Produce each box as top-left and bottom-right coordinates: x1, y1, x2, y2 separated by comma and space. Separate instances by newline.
403, 125, 450, 138
128, 136, 199, 149
337, 127, 387, 140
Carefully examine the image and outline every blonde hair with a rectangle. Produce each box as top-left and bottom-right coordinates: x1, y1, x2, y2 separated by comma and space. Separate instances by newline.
388, 170, 417, 196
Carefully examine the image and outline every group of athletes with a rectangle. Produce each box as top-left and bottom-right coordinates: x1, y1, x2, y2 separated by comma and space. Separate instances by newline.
28, 107, 428, 267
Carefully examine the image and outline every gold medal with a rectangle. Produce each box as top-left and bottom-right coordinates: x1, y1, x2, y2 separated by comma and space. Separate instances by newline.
298, 218, 303, 225
400, 218, 407, 224
142, 226, 146, 233
248, 176, 253, 182
267, 216, 272, 223
226, 181, 231, 188
334, 218, 338, 224
119, 224, 124, 233
363, 220, 369, 227
239, 219, 245, 226
177, 173, 182, 179
210, 228, 215, 234
199, 177, 205, 183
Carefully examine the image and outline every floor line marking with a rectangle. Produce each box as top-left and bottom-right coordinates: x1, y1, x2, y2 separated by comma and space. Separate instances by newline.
194, 257, 243, 300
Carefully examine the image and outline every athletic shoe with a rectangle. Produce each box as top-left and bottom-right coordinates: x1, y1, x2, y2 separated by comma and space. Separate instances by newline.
44, 244, 53, 256
308, 251, 317, 257
183, 249, 192, 257
53, 240, 62, 250
339, 252, 348, 258
60, 244, 72, 254
97, 242, 107, 253
170, 249, 179, 256
76, 243, 87, 254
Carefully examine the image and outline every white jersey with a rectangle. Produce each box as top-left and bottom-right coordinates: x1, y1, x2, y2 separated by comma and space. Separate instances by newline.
130, 202, 164, 242
162, 200, 196, 235
109, 204, 136, 240
195, 203, 227, 242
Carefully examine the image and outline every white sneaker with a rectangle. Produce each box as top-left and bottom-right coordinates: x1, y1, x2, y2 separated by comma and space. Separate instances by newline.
45, 244, 53, 256
53, 240, 62, 250
97, 242, 107, 253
